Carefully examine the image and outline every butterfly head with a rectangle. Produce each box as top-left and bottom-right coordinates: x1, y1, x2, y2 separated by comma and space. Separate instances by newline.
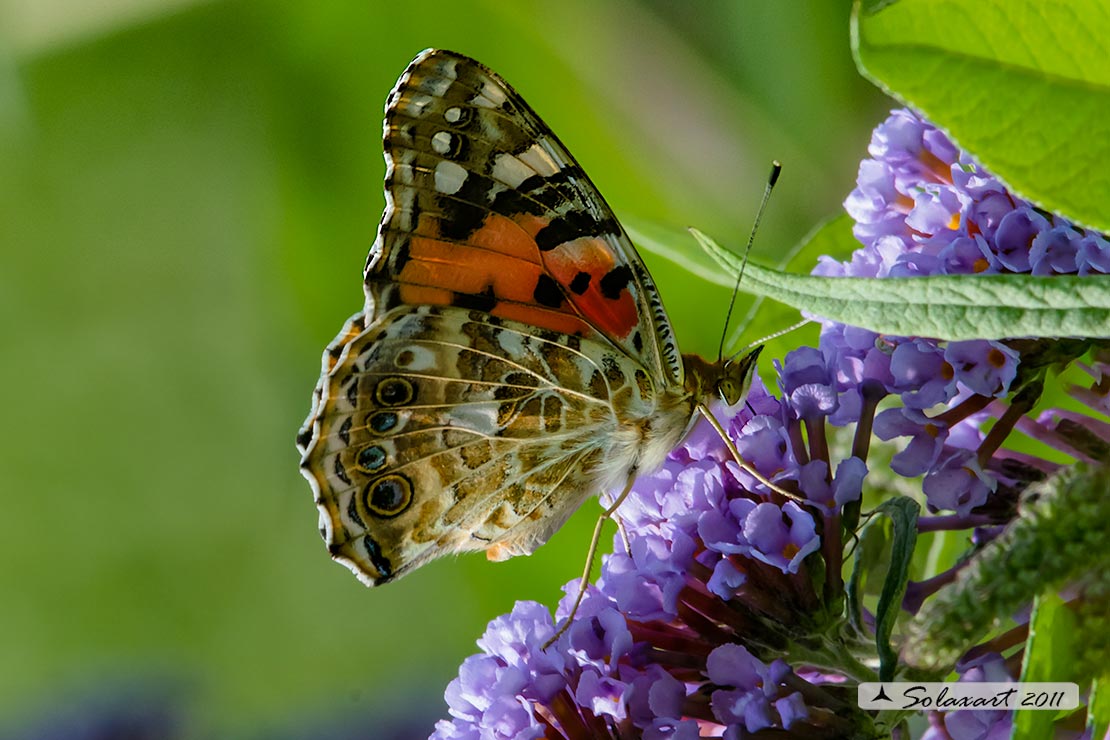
682, 345, 763, 407
715, 345, 763, 405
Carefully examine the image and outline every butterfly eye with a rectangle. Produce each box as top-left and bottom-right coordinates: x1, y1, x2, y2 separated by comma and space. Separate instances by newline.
362, 474, 413, 518
717, 378, 741, 405
375, 377, 415, 406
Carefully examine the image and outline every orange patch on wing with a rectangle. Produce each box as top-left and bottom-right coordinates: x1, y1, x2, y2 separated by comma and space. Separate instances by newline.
397, 284, 453, 306
463, 212, 548, 261
397, 211, 554, 303
403, 235, 542, 304
390, 212, 598, 337
542, 237, 639, 340
511, 213, 551, 240
491, 302, 592, 337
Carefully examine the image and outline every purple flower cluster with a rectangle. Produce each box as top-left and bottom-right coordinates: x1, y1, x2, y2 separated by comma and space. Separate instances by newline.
815, 109, 1110, 517
433, 377, 866, 740
833, 108, 1110, 280
430, 109, 1110, 740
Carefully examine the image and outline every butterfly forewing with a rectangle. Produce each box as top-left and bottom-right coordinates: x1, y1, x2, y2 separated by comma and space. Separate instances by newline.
369, 49, 683, 387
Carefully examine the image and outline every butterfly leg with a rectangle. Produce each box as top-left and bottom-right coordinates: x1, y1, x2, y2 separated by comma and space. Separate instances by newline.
696, 403, 804, 503
542, 473, 637, 650
615, 517, 631, 554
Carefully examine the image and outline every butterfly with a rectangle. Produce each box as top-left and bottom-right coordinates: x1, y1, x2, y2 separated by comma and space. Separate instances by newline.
296, 48, 764, 588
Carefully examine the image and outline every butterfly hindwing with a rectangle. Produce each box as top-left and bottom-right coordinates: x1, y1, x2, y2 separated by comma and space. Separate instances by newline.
368, 48, 684, 388
299, 306, 660, 583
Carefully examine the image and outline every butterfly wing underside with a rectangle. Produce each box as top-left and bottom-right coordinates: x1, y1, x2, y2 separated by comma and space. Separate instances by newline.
298, 49, 677, 585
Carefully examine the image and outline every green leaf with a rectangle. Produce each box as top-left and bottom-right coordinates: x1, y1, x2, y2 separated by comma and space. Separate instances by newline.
912, 528, 965, 584
852, 0, 1110, 233
870, 497, 919, 682
784, 214, 861, 272
1013, 592, 1078, 739
625, 218, 735, 288
1089, 676, 1110, 739
847, 504, 894, 634
627, 215, 860, 286
625, 219, 823, 364
694, 227, 1110, 340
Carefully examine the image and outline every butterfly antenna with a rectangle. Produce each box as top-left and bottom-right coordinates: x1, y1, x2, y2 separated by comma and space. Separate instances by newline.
717, 161, 782, 363
730, 318, 813, 361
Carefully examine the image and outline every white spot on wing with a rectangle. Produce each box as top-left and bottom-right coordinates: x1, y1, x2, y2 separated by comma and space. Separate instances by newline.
491, 153, 536, 188
397, 346, 436, 371
395, 157, 415, 185
478, 118, 504, 144
423, 75, 452, 97
497, 329, 527, 360
518, 142, 561, 177
391, 188, 415, 230
444, 107, 462, 123
452, 403, 498, 434
471, 79, 508, 109
400, 93, 433, 117
431, 131, 452, 155
434, 160, 468, 194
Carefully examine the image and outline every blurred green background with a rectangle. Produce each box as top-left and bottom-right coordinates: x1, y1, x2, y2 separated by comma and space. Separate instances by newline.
0, 1, 890, 737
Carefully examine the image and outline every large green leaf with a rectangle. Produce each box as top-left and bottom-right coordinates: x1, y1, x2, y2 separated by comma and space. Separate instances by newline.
694, 226, 1110, 340
853, 0, 1110, 233
625, 220, 823, 362
1013, 592, 1078, 740
626, 219, 735, 287
784, 213, 861, 272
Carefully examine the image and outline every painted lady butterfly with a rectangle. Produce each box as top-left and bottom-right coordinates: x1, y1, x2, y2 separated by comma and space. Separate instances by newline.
296, 49, 763, 587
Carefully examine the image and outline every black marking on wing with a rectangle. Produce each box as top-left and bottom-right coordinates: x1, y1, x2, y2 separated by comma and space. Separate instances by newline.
363, 535, 394, 582
535, 211, 619, 252
440, 131, 469, 161
532, 274, 565, 308
383, 236, 412, 276
599, 265, 633, 300
452, 285, 497, 312
333, 456, 351, 485
436, 195, 488, 242
347, 491, 366, 529
569, 271, 591, 295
